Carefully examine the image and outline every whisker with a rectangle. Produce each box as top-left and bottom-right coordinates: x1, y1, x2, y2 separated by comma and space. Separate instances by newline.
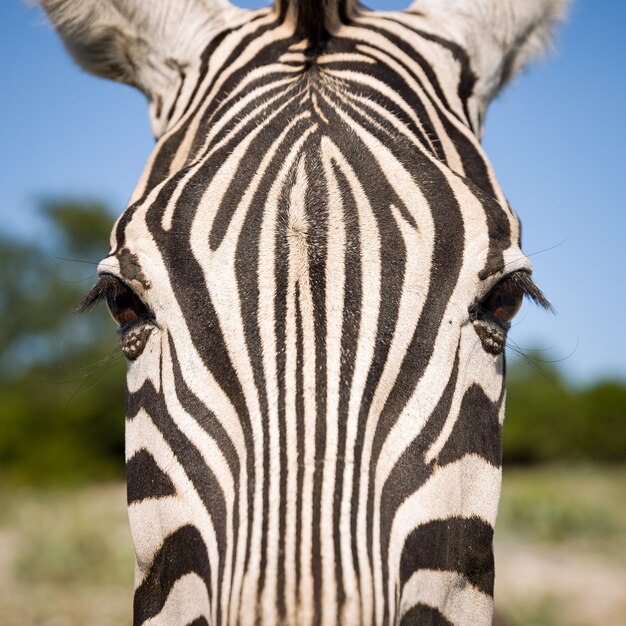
60, 274, 99, 285
505, 340, 560, 387
62, 350, 125, 412
506, 337, 580, 389
52, 255, 118, 270
502, 236, 569, 271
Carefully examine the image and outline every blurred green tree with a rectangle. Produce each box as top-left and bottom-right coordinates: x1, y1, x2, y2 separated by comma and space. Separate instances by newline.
504, 356, 626, 464
0, 201, 125, 484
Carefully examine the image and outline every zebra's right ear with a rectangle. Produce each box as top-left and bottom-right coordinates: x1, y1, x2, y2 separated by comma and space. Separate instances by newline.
38, 0, 240, 133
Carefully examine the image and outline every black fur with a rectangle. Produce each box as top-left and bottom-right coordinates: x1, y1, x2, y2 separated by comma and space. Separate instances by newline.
277, 0, 352, 49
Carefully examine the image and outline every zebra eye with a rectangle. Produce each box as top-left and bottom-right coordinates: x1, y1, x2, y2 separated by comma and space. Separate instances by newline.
78, 274, 149, 330
471, 271, 550, 355
78, 274, 155, 361
106, 284, 148, 328
482, 284, 523, 324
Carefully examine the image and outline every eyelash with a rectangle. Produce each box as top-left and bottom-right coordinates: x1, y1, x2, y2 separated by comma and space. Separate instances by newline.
77, 270, 550, 337
76, 274, 127, 313
489, 270, 553, 312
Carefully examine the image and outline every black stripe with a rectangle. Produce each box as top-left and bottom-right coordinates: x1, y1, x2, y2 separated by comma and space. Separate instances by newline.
305, 140, 331, 624
400, 517, 495, 596
134, 525, 211, 625
274, 169, 293, 620
331, 158, 361, 607
127, 449, 176, 504
400, 604, 454, 626
294, 282, 305, 590
437, 383, 504, 468
186, 618, 210, 626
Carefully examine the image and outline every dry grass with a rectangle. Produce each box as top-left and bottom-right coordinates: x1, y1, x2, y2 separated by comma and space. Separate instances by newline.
495, 465, 626, 626
0, 484, 133, 626
0, 466, 624, 625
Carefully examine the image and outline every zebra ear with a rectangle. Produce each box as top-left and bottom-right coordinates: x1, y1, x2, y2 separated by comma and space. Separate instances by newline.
409, 0, 569, 121
38, 0, 239, 132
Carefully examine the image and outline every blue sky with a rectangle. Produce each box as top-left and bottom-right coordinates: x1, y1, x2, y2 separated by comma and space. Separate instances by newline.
1, 1, 624, 383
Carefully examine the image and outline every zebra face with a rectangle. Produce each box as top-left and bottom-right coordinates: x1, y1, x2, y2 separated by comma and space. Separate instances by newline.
54, 1, 564, 624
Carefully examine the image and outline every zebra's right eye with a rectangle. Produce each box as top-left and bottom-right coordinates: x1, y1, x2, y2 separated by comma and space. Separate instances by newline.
78, 275, 155, 360
105, 283, 148, 329
469, 270, 552, 355
479, 270, 551, 328
78, 274, 149, 330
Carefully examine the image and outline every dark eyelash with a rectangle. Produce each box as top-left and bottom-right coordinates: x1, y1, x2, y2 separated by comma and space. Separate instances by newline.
498, 270, 554, 312
79, 271, 551, 317
75, 274, 126, 313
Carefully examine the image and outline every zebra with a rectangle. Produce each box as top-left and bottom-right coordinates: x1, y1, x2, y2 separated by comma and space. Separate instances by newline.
40, 0, 567, 624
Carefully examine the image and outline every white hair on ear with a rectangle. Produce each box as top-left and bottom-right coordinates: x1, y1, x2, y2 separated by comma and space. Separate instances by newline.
38, 0, 239, 132
410, 0, 570, 119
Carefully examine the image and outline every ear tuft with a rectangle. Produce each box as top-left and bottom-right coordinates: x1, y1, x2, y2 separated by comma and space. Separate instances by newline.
410, 0, 570, 124
38, 0, 238, 133
481, 0, 570, 90
39, 1, 148, 87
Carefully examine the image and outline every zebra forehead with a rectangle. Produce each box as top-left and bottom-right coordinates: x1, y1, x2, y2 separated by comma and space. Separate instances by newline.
113, 27, 517, 281
121, 150, 425, 280
117, 128, 507, 280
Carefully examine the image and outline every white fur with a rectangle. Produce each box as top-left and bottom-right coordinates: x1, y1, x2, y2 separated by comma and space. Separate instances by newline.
38, 0, 241, 131
410, 0, 570, 123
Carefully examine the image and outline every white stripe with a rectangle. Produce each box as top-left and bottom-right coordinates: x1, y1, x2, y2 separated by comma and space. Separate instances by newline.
143, 573, 210, 626
320, 144, 345, 626
400, 569, 493, 626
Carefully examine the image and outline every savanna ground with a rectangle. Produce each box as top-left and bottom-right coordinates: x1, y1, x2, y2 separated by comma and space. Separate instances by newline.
1, 466, 624, 626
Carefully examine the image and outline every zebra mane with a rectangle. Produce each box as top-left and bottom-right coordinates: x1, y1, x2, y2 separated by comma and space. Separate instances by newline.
275, 0, 357, 47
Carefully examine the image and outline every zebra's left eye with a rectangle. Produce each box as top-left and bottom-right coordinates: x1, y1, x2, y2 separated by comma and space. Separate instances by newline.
471, 271, 550, 355
482, 284, 523, 324
478, 270, 550, 328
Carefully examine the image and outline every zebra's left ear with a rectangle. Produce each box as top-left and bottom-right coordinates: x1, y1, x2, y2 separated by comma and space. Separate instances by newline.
409, 0, 569, 128
38, 0, 240, 134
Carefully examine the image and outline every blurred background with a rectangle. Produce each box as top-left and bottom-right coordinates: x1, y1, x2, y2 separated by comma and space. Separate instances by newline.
1, 1, 624, 625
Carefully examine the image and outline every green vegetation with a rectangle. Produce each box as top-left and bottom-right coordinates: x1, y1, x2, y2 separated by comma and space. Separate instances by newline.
0, 484, 133, 626
0, 201, 125, 484
493, 468, 626, 626
503, 358, 626, 464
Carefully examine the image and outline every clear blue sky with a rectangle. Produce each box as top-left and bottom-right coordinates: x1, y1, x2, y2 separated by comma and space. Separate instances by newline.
1, 1, 624, 383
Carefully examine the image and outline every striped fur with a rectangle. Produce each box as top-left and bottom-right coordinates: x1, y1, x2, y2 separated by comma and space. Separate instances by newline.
41, 1, 567, 624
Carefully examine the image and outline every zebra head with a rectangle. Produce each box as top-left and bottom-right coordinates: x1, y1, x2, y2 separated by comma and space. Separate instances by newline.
43, 0, 566, 624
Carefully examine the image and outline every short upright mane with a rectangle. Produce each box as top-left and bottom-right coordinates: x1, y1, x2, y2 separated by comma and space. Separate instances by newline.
275, 0, 356, 47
